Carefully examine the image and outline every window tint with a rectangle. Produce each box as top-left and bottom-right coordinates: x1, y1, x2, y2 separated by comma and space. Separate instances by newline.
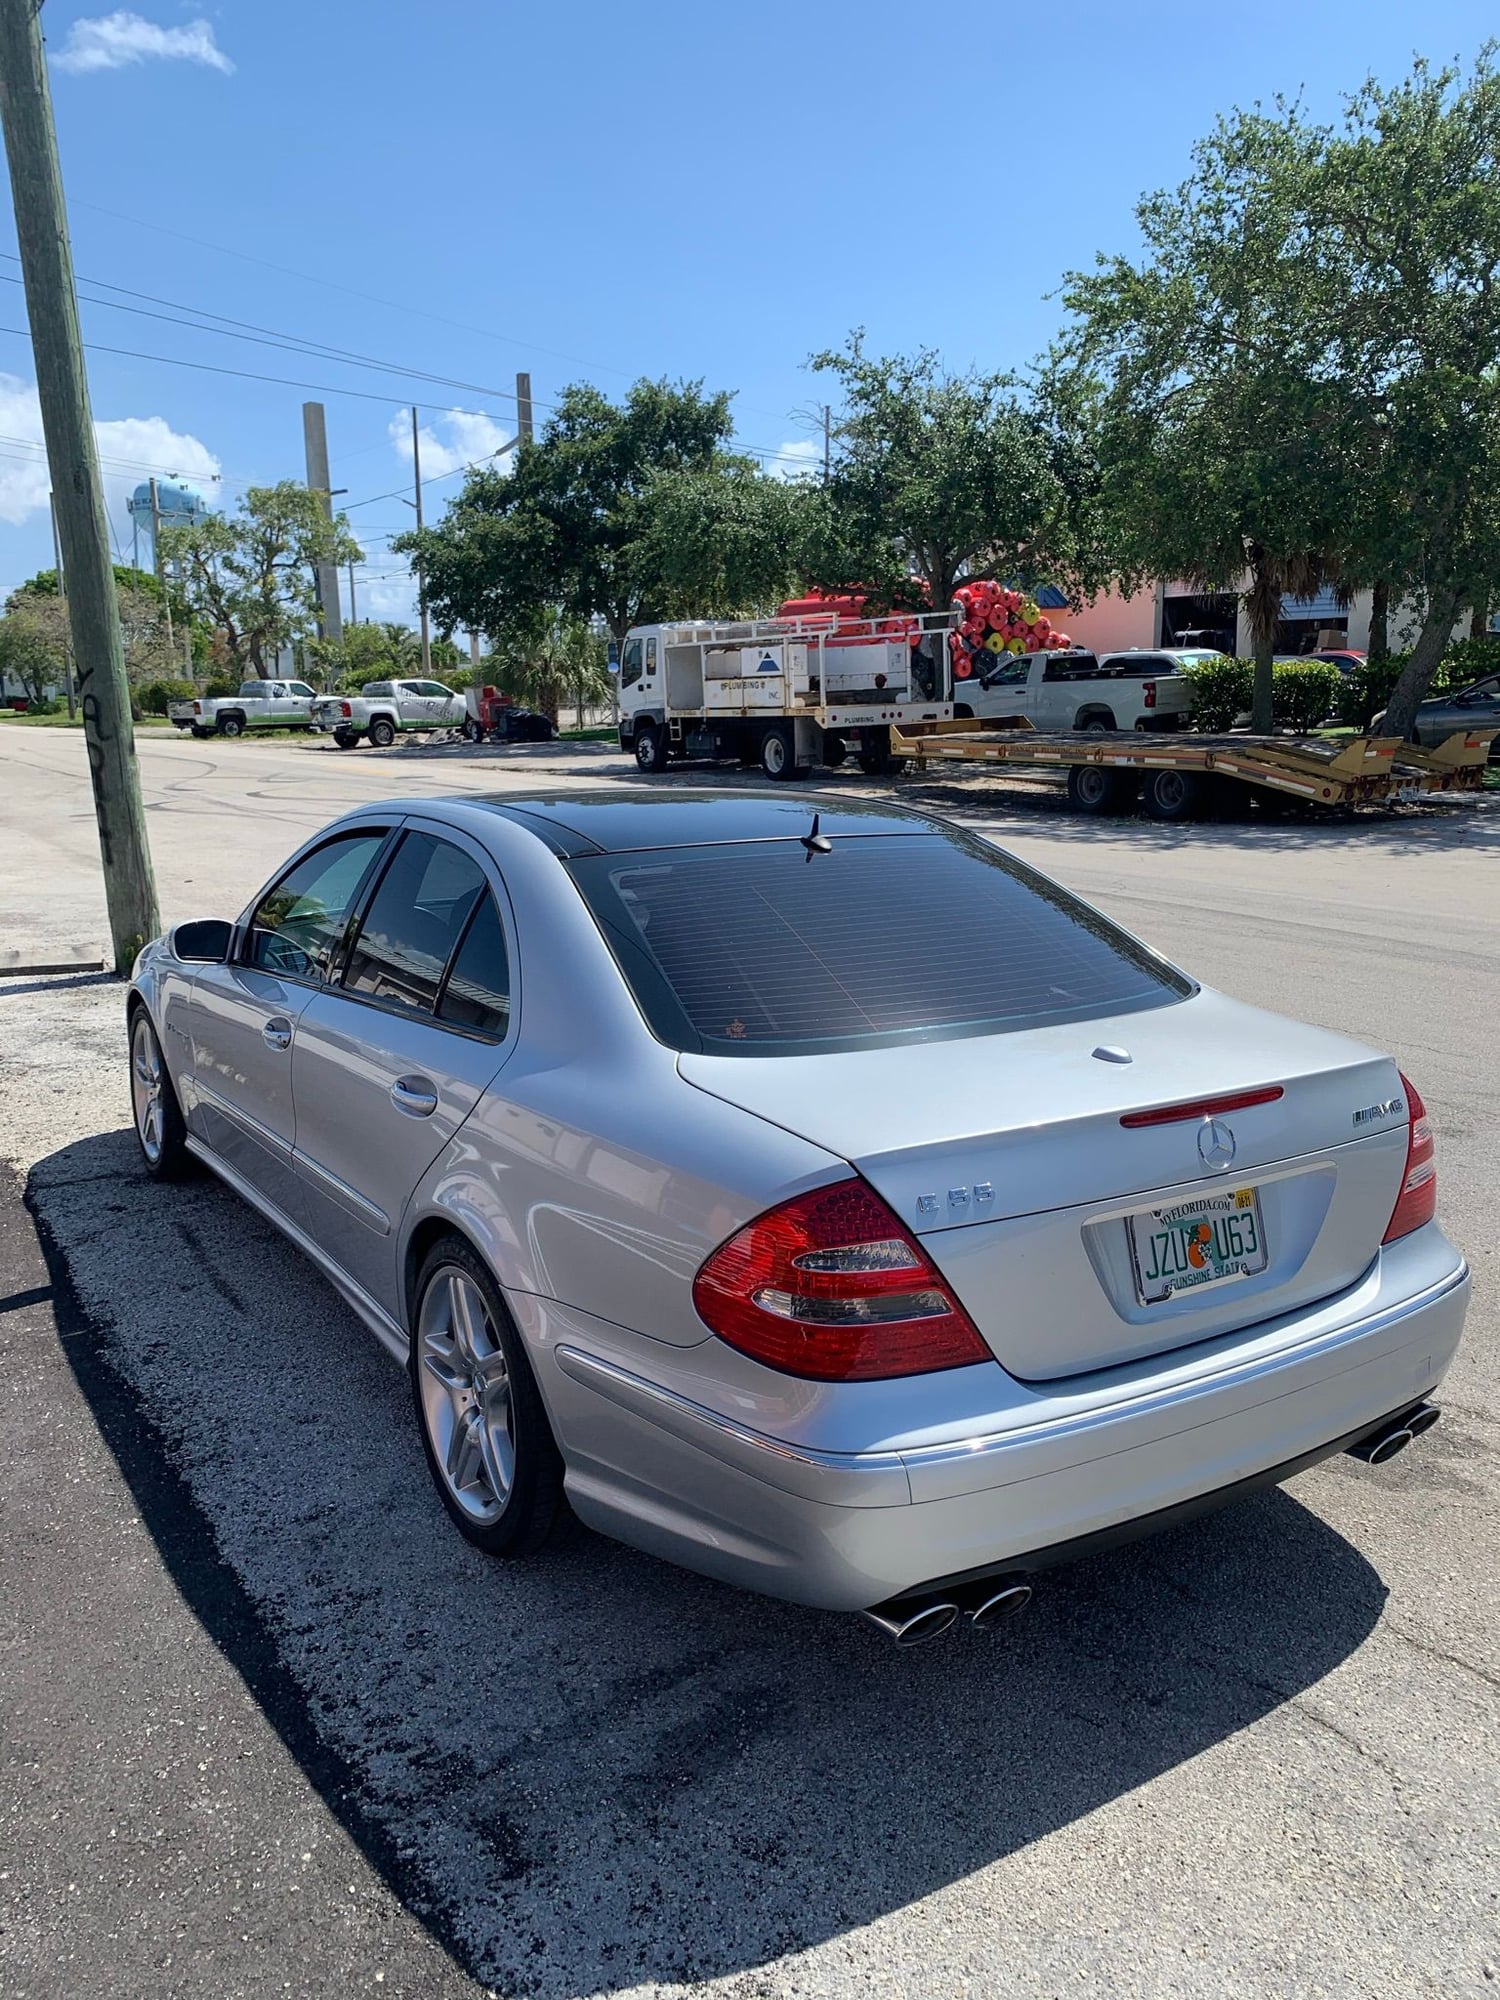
414, 680, 453, 697
365, 682, 392, 697
569, 832, 1191, 1058
288, 682, 315, 698
342, 833, 486, 1016
246, 831, 387, 982
1042, 652, 1099, 682
620, 638, 643, 689
438, 894, 511, 1039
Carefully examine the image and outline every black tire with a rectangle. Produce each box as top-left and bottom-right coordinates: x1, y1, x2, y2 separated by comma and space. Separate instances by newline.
634, 722, 670, 773
822, 733, 848, 769
128, 1006, 191, 1181
462, 717, 484, 744
410, 1234, 564, 1559
217, 713, 245, 739
368, 716, 396, 749
857, 744, 908, 777
1066, 764, 1131, 814
1143, 767, 1207, 821
333, 730, 359, 750
760, 723, 801, 781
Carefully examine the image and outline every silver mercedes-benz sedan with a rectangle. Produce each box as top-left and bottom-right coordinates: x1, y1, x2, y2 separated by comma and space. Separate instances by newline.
127, 792, 1469, 1643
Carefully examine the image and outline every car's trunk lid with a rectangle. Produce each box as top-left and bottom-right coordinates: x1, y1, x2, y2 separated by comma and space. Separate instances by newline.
680, 989, 1410, 1379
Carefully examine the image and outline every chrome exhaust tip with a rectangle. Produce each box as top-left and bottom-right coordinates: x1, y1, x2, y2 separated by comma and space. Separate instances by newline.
862, 1600, 961, 1647
969, 1580, 1034, 1629
1347, 1401, 1439, 1465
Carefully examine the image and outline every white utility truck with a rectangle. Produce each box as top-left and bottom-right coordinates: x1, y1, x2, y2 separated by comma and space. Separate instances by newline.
310, 678, 467, 749
168, 679, 319, 738
615, 610, 957, 779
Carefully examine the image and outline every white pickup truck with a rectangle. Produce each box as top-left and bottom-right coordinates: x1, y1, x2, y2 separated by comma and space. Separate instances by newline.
958, 648, 1195, 733
168, 679, 319, 738
310, 678, 467, 749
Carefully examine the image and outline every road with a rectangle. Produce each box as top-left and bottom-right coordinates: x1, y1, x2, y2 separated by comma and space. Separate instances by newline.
2, 723, 1497, 1998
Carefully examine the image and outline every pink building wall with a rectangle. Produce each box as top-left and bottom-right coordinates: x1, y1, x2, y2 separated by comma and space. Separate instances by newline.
1058, 586, 1159, 652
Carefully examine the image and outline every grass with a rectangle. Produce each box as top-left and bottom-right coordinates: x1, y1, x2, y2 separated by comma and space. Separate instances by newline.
559, 725, 618, 742
0, 708, 173, 730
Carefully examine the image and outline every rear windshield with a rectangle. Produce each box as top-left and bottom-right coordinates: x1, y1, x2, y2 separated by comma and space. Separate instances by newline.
567, 830, 1192, 1057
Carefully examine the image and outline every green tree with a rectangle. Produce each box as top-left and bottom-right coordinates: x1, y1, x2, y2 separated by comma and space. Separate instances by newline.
1303, 56, 1500, 735
162, 482, 362, 679
1062, 103, 1355, 731
805, 334, 1089, 617
0, 593, 64, 702
483, 607, 609, 723
397, 378, 802, 642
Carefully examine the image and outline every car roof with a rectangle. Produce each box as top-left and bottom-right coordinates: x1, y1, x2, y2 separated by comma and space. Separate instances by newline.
443, 790, 941, 856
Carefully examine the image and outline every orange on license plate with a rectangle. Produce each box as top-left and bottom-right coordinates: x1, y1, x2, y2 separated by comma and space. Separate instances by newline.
1127, 1186, 1268, 1304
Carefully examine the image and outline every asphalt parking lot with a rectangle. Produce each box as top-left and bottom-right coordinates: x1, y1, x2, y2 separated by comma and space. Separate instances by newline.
1, 724, 1497, 1999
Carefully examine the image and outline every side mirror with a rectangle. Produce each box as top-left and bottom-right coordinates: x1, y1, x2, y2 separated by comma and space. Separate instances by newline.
172, 918, 233, 963
606, 639, 620, 675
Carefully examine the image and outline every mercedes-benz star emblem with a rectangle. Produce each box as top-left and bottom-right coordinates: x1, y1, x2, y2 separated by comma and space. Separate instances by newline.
1198, 1118, 1237, 1171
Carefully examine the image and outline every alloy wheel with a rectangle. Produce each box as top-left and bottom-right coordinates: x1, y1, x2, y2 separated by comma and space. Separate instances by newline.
417, 1267, 516, 1526
130, 1014, 165, 1165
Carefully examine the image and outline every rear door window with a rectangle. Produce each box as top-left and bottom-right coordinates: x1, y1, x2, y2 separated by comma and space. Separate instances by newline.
342, 832, 486, 1017
568, 830, 1191, 1057
437, 894, 511, 1040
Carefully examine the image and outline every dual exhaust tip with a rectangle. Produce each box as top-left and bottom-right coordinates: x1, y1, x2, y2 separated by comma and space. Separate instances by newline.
1345, 1398, 1440, 1465
863, 1578, 1033, 1648
865, 1401, 1442, 1646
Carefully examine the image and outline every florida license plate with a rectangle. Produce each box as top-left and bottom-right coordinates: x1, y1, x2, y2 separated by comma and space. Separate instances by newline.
1127, 1186, 1268, 1304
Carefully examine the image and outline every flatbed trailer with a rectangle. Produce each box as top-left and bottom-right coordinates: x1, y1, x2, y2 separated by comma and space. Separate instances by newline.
887, 720, 1497, 819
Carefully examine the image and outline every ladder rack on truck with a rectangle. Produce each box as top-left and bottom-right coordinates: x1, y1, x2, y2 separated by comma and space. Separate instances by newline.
886, 720, 1497, 820
617, 609, 957, 782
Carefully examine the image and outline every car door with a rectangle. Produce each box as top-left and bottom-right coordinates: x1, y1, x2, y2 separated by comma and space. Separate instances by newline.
289, 823, 516, 1320
185, 825, 392, 1222
971, 654, 1035, 720
1433, 675, 1500, 745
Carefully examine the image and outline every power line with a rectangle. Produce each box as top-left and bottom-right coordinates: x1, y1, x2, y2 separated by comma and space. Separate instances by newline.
68, 195, 803, 426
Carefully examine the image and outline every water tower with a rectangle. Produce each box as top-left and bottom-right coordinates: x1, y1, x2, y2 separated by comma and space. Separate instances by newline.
127, 477, 209, 573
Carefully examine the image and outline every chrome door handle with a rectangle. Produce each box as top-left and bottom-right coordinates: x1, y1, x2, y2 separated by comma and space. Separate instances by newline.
262, 1018, 293, 1051
391, 1076, 439, 1117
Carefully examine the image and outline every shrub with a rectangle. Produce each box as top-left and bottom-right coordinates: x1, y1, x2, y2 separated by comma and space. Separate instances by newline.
1272, 659, 1343, 734
1435, 632, 1500, 688
1180, 655, 1253, 731
135, 676, 196, 716
202, 675, 239, 698
1337, 654, 1408, 730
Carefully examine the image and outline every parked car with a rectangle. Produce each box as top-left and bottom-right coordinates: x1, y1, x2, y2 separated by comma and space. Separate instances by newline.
1401, 674, 1500, 757
1304, 649, 1365, 673
960, 648, 1194, 733
168, 679, 319, 738
127, 793, 1468, 1643
311, 678, 467, 749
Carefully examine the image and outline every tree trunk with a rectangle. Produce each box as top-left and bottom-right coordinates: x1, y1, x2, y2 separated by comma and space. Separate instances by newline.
1381, 586, 1464, 739
1367, 580, 1389, 662
1244, 554, 1279, 734
1251, 628, 1276, 734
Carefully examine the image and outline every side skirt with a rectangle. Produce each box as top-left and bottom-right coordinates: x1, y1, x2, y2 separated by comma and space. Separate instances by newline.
184, 1136, 409, 1363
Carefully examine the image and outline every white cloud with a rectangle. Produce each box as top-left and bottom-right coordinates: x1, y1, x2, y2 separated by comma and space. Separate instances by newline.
389, 406, 514, 483
53, 11, 234, 75
767, 438, 820, 481
0, 372, 221, 557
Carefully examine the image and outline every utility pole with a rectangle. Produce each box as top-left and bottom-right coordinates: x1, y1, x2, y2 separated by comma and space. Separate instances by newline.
515, 371, 534, 445
148, 476, 175, 664
301, 400, 343, 645
48, 491, 75, 717
410, 405, 431, 675
823, 404, 831, 480
0, 0, 158, 971
347, 558, 357, 627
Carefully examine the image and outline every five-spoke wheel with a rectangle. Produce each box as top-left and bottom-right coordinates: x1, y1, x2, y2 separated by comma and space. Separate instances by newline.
129, 1009, 189, 1180
410, 1237, 563, 1555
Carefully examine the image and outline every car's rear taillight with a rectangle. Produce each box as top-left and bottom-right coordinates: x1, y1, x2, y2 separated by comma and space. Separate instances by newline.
192, 701, 202, 714
691, 1178, 991, 1381
1143, 679, 1157, 708
340, 700, 352, 717
1383, 1073, 1436, 1243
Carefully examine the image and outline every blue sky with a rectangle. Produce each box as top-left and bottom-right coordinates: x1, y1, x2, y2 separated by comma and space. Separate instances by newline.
1, 0, 1495, 623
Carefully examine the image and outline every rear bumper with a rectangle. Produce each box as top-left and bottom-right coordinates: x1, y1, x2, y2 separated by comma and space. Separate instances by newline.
529, 1231, 1470, 1613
